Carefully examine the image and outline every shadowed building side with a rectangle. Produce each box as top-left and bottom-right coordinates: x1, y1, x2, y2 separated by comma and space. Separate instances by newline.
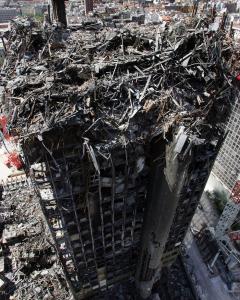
136, 128, 223, 298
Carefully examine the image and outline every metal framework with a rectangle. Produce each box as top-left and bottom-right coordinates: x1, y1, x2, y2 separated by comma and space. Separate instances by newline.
21, 124, 223, 299
27, 133, 147, 298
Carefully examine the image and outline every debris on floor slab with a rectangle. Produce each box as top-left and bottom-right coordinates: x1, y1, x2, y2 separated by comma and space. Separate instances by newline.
0, 177, 73, 300
1, 17, 238, 141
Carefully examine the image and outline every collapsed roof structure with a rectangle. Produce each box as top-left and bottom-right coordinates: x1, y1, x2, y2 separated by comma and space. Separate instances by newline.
0, 15, 239, 299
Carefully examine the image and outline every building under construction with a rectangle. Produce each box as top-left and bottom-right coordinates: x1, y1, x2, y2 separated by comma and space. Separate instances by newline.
0, 2, 239, 299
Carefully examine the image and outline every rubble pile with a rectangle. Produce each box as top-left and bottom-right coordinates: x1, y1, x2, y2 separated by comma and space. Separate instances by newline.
0, 179, 72, 300
157, 257, 195, 300
0, 18, 238, 147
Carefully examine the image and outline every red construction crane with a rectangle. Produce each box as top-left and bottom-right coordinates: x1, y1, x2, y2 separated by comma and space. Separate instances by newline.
231, 179, 240, 204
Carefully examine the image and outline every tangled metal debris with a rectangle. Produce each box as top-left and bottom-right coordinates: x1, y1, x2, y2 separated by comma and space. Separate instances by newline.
0, 17, 237, 143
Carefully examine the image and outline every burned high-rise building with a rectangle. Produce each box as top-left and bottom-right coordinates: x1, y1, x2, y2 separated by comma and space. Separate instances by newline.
1, 18, 238, 299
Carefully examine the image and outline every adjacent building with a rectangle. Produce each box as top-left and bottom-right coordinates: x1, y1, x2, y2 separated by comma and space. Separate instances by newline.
0, 8, 19, 23
213, 99, 240, 190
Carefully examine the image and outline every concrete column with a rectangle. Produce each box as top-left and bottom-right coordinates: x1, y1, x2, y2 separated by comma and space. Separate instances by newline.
51, 0, 67, 27
85, 0, 93, 14
136, 128, 192, 298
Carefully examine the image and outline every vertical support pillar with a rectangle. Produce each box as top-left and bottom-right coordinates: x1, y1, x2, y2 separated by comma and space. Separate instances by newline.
47, 3, 52, 24
85, 0, 93, 15
51, 0, 67, 27
136, 127, 221, 298
192, 0, 199, 16
220, 12, 228, 30
136, 128, 191, 298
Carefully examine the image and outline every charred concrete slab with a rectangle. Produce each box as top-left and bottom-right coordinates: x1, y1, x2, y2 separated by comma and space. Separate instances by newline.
51, 0, 67, 27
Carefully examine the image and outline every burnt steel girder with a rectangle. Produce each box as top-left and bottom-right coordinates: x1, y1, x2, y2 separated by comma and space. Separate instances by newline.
51, 0, 67, 27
